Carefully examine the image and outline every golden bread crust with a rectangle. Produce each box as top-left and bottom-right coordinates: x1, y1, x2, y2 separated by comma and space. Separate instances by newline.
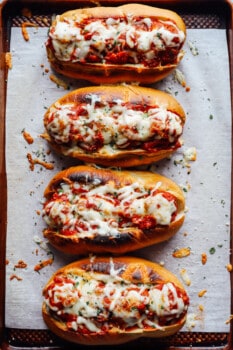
43, 85, 186, 167
43, 165, 185, 255
46, 4, 186, 84
60, 4, 186, 32
42, 256, 188, 345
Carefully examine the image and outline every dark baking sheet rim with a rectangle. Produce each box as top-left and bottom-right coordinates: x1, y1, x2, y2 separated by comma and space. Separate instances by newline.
0, 0, 233, 349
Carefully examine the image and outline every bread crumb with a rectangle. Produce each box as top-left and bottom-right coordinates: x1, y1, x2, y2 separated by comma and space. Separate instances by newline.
225, 315, 233, 324
199, 304, 204, 312
226, 263, 232, 272
5, 52, 12, 69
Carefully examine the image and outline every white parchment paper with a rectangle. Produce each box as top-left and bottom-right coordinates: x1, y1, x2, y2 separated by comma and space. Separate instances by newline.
5, 27, 232, 332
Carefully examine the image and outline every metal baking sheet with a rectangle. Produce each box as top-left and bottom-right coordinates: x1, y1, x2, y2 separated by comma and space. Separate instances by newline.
0, 0, 233, 349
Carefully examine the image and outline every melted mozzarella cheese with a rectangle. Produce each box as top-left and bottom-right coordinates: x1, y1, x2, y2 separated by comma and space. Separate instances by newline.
44, 270, 188, 333
49, 15, 185, 64
45, 97, 183, 147
43, 178, 179, 238
52, 19, 82, 41
146, 193, 177, 225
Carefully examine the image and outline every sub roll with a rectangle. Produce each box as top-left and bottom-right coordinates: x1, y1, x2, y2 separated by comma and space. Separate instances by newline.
46, 4, 186, 84
42, 166, 185, 255
42, 256, 189, 345
43, 85, 186, 167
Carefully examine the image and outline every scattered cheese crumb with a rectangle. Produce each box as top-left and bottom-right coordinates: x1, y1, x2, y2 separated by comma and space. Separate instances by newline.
201, 253, 207, 265
22, 130, 34, 144
198, 289, 207, 297
34, 158, 54, 170
34, 236, 48, 250
33, 236, 53, 256
174, 147, 197, 174
14, 260, 27, 269
21, 22, 38, 41
173, 247, 191, 258
180, 268, 191, 286
185, 313, 197, 330
188, 40, 199, 56
174, 69, 186, 87
174, 68, 190, 91
183, 147, 197, 162
10, 274, 22, 281
34, 257, 54, 272
27, 152, 54, 171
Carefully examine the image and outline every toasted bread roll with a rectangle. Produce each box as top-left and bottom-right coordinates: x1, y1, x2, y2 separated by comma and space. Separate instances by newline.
42, 165, 185, 255
43, 85, 186, 167
42, 256, 189, 345
46, 4, 186, 84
